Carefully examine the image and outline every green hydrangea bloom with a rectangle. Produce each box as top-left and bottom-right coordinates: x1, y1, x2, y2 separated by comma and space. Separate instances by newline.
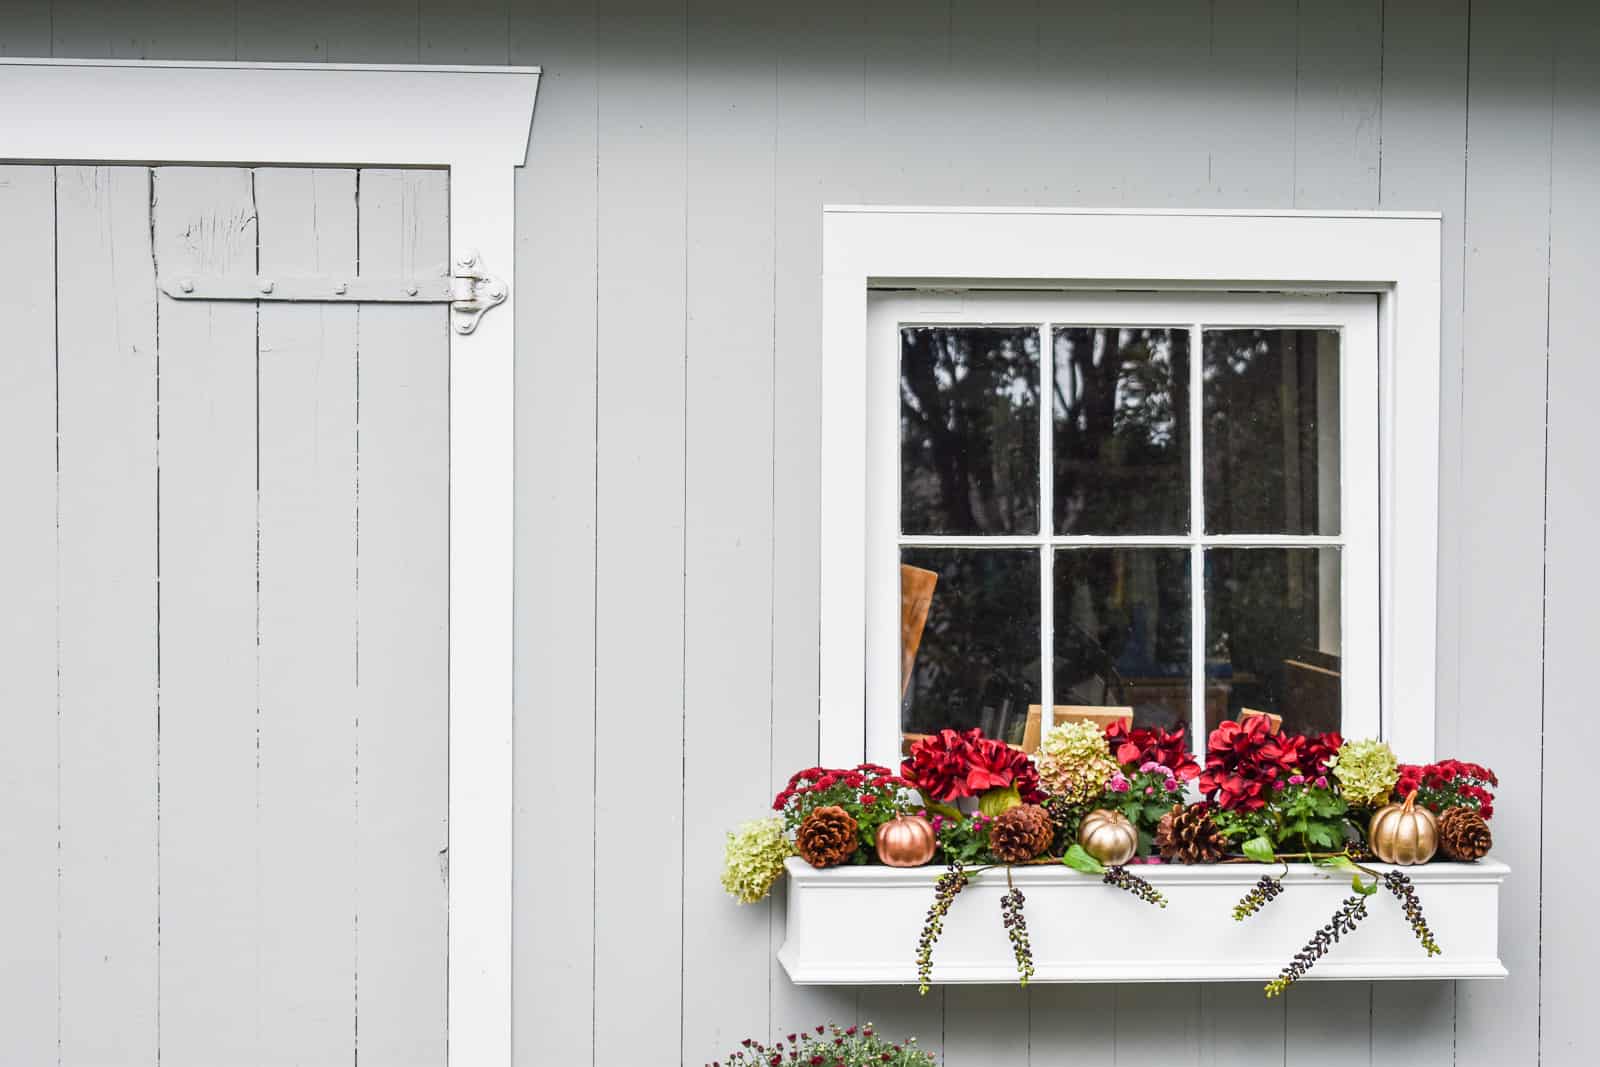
720, 817, 794, 904
1328, 737, 1400, 808
1036, 719, 1117, 804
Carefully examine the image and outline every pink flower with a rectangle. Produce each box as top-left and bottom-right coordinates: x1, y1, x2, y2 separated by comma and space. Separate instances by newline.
1289, 774, 1306, 785
1108, 773, 1131, 793
1140, 761, 1159, 773
1144, 785, 1155, 796
1314, 775, 1329, 788
1164, 778, 1179, 791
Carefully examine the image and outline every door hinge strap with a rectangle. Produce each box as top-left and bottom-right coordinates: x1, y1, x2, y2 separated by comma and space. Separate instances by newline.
156, 249, 507, 336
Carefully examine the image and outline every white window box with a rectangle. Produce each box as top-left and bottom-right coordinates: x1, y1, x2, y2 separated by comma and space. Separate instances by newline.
778, 857, 1507, 985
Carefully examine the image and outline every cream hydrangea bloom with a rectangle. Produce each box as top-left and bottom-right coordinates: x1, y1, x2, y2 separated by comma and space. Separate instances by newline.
720, 816, 794, 904
1328, 737, 1400, 808
1036, 719, 1118, 804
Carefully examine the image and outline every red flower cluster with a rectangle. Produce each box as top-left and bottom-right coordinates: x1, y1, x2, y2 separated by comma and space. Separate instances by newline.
774, 758, 915, 825
901, 728, 1044, 804
1198, 719, 1344, 811
1103, 722, 1201, 781
1396, 759, 1498, 819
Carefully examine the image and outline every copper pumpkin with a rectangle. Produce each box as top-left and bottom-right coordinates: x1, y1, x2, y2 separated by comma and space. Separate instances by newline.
875, 814, 937, 867
1368, 791, 1439, 865
1078, 808, 1138, 866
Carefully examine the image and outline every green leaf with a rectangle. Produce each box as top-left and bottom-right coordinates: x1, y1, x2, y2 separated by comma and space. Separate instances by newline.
924, 800, 964, 822
1242, 836, 1276, 865
1351, 873, 1379, 896
1316, 854, 1357, 873
979, 786, 1022, 817
1061, 844, 1106, 875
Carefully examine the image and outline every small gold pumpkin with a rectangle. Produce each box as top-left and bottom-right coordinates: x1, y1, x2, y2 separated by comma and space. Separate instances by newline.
1078, 808, 1138, 866
875, 814, 937, 867
1368, 791, 1439, 865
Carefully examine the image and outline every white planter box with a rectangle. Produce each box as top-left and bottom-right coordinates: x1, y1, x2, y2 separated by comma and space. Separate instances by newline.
778, 856, 1508, 985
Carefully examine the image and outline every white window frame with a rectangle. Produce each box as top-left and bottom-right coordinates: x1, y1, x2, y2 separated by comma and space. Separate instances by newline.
821, 206, 1442, 770
3, 58, 539, 1067
875, 290, 1379, 762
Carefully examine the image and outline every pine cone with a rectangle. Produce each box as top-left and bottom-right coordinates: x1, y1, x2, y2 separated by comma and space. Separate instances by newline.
795, 805, 859, 868
1153, 803, 1226, 864
989, 804, 1054, 863
1437, 806, 1492, 861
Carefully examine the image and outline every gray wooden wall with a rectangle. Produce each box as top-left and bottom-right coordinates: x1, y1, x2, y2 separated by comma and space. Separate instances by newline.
2, 0, 1594, 1064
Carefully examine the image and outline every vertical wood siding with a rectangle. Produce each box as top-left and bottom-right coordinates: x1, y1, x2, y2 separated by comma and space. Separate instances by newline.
11, 0, 1596, 1063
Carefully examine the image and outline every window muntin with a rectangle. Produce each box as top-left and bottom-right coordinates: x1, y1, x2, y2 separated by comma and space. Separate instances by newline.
873, 291, 1380, 757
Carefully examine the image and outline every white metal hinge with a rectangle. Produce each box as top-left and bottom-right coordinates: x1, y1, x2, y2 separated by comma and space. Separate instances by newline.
157, 249, 507, 335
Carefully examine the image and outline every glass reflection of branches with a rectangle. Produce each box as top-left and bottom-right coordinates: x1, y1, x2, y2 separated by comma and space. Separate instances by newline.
1053, 327, 1189, 535
900, 327, 1040, 535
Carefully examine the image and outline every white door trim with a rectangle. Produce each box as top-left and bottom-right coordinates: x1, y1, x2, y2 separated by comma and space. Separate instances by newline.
3, 57, 538, 1067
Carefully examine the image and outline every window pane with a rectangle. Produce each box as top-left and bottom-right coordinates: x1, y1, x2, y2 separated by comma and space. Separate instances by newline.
1205, 547, 1341, 736
901, 547, 1040, 746
1055, 548, 1190, 732
901, 326, 1040, 535
1203, 328, 1340, 535
1053, 327, 1189, 534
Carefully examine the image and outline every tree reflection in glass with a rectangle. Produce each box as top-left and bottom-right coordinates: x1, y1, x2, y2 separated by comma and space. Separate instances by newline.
1206, 547, 1342, 736
1203, 329, 1340, 535
1055, 548, 1191, 732
901, 547, 1040, 745
1053, 327, 1189, 534
900, 326, 1040, 535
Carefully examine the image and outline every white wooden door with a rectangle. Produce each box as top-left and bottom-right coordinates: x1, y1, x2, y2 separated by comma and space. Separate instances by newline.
0, 164, 452, 1067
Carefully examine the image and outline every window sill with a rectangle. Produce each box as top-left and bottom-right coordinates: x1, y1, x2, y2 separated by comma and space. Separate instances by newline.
777, 856, 1508, 985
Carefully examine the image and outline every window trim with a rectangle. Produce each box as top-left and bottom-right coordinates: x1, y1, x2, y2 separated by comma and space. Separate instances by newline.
873, 291, 1380, 764
4, 58, 539, 1067
821, 206, 1442, 769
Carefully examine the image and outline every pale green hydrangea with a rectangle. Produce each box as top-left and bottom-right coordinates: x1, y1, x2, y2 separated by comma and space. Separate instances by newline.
720, 817, 794, 904
1036, 719, 1118, 804
1328, 737, 1400, 808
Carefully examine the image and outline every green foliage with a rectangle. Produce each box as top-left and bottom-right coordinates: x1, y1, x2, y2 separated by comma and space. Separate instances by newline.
934, 813, 993, 867
707, 1022, 937, 1067
1241, 836, 1276, 865
979, 785, 1022, 818
1060, 843, 1106, 875
1272, 784, 1352, 853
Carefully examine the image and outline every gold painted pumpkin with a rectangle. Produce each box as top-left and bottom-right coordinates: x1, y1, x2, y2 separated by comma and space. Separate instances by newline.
1078, 808, 1138, 866
875, 814, 937, 867
1368, 791, 1439, 865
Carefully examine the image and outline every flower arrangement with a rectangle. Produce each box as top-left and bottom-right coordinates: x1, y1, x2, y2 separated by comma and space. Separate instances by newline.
900, 728, 1043, 806
1397, 759, 1498, 818
722, 717, 1500, 998
707, 1023, 935, 1067
1035, 719, 1117, 803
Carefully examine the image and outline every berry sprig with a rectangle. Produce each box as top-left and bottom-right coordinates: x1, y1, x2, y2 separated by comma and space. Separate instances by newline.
916, 864, 969, 995
1233, 875, 1285, 921
1264, 894, 1370, 997
1382, 870, 1441, 956
1102, 866, 1167, 908
1000, 880, 1034, 986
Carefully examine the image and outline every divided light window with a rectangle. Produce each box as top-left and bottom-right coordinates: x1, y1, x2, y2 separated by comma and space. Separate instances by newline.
872, 291, 1380, 758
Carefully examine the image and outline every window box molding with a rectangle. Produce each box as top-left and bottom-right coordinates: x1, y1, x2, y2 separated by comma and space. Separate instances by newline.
5, 58, 539, 1067
820, 206, 1443, 768
778, 857, 1507, 986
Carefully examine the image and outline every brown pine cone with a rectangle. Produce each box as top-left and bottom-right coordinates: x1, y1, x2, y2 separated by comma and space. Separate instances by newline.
796, 805, 859, 868
1153, 803, 1226, 864
989, 804, 1054, 863
1437, 806, 1492, 861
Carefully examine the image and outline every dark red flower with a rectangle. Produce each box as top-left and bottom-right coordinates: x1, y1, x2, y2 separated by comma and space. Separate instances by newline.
901, 727, 1043, 803
1104, 722, 1201, 781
